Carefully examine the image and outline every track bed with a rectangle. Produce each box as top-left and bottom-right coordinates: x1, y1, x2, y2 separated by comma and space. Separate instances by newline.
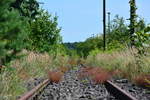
19, 66, 150, 100
30, 67, 116, 100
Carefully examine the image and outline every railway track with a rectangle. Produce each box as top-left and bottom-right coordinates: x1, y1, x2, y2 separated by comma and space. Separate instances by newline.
18, 65, 147, 100
18, 80, 138, 100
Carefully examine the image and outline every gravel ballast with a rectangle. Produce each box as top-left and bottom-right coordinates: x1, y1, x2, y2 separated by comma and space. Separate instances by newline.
112, 78, 150, 100
31, 67, 117, 100
27, 66, 150, 100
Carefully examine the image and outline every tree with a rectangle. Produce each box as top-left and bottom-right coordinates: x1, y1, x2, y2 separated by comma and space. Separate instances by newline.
134, 24, 150, 54
76, 36, 103, 57
107, 15, 129, 50
11, 0, 39, 20
28, 10, 62, 53
0, 0, 29, 66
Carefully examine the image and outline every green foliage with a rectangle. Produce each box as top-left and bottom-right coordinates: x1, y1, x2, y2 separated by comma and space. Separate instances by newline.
65, 49, 78, 57
129, 0, 137, 46
28, 9, 62, 53
11, 0, 39, 20
107, 15, 129, 50
66, 15, 130, 57
0, 0, 29, 65
65, 15, 149, 58
89, 48, 101, 57
76, 36, 103, 57
107, 40, 124, 50
134, 25, 150, 54
0, 0, 64, 65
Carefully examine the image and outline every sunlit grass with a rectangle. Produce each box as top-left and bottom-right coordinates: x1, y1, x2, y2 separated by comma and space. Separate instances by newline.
85, 48, 150, 87
0, 50, 71, 100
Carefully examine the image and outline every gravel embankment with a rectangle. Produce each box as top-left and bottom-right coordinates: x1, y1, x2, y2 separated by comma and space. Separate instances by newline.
32, 67, 117, 100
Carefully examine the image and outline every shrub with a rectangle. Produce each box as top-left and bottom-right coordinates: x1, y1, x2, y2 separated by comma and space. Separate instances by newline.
28, 9, 62, 53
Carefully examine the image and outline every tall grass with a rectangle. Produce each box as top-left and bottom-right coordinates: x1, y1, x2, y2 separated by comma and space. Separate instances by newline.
0, 50, 70, 100
86, 48, 150, 86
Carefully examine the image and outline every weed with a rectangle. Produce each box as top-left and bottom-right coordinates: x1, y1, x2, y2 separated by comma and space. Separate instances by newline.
92, 71, 111, 84
48, 71, 64, 83
58, 66, 69, 73
134, 74, 150, 88
78, 66, 111, 84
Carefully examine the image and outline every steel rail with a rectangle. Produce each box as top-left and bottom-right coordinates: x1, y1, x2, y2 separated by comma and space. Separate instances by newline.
18, 79, 49, 100
105, 80, 138, 100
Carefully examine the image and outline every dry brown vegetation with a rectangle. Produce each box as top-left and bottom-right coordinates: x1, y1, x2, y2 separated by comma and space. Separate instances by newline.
134, 74, 150, 88
48, 71, 64, 83
78, 67, 111, 84
58, 66, 69, 73
47, 65, 71, 83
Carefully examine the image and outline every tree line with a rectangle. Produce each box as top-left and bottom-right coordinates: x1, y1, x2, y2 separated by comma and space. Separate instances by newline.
65, 14, 150, 57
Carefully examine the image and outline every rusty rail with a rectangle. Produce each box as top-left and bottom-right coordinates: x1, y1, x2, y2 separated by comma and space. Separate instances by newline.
105, 80, 138, 100
18, 79, 49, 100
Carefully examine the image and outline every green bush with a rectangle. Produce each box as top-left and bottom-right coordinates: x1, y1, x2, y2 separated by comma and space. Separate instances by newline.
28, 9, 62, 53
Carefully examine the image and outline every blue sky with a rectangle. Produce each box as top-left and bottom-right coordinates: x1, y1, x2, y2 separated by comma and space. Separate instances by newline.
38, 0, 150, 42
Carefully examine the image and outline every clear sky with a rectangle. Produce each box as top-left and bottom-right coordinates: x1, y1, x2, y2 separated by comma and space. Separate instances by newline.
38, 0, 150, 42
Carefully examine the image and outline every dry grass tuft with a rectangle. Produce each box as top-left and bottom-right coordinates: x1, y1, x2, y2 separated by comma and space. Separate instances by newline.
78, 66, 111, 84
18, 69, 30, 80
48, 71, 64, 83
68, 59, 78, 66
92, 71, 111, 84
134, 74, 150, 88
58, 66, 69, 73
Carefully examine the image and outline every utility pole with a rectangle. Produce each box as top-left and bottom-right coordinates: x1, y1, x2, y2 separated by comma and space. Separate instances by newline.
107, 12, 111, 35
103, 0, 106, 51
